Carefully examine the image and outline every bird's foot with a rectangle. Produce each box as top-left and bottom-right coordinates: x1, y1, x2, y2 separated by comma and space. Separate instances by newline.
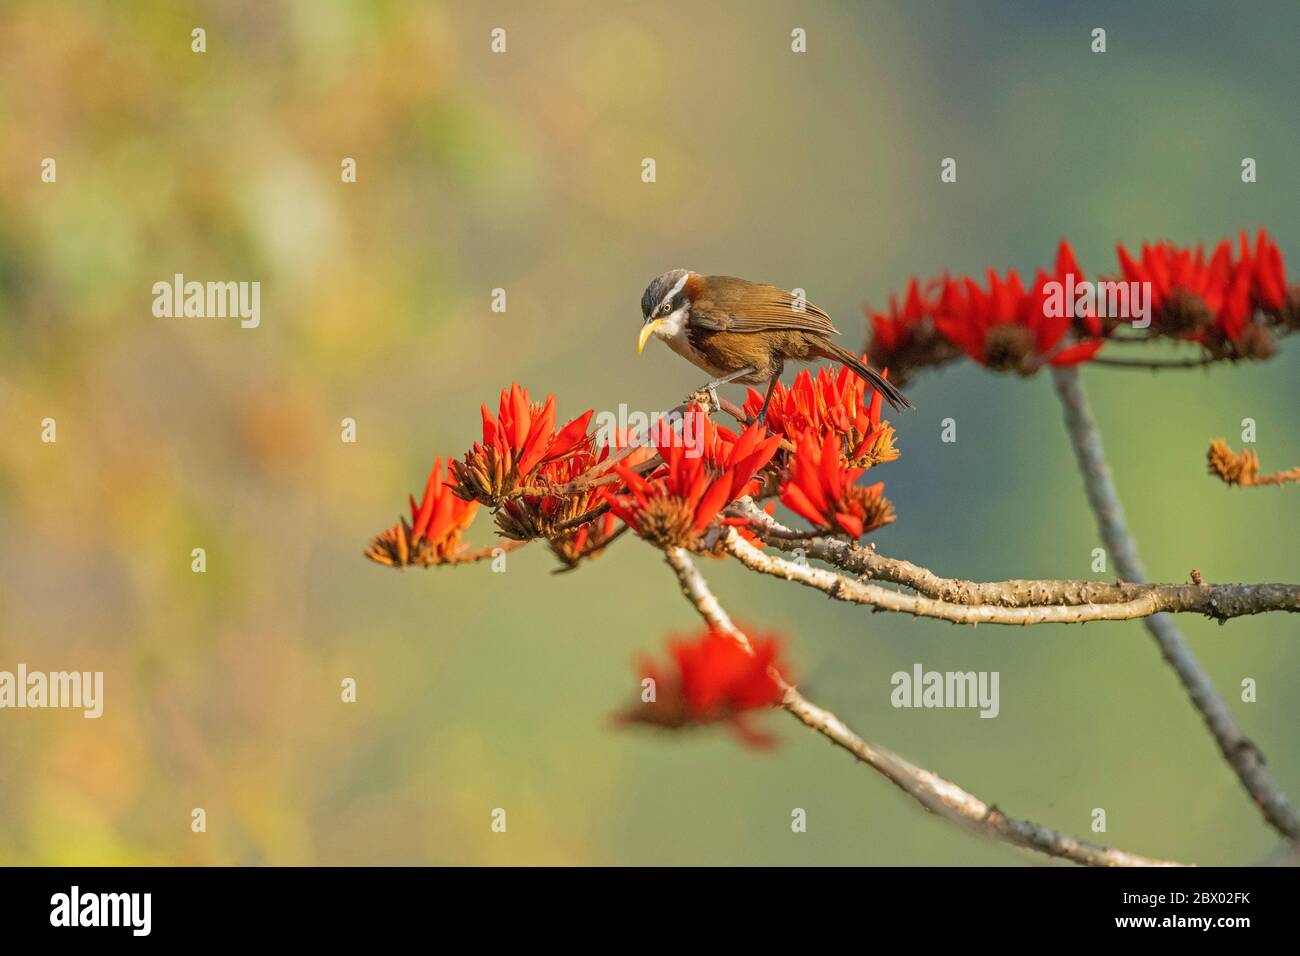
693, 367, 756, 411
686, 385, 716, 411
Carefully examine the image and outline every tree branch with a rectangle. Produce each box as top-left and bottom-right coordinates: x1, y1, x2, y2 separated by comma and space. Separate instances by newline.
730, 499, 1300, 620
662, 546, 1186, 866
1051, 364, 1300, 842
722, 526, 1298, 625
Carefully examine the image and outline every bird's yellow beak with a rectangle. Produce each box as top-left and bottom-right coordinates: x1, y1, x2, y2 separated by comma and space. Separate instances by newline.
637, 319, 662, 354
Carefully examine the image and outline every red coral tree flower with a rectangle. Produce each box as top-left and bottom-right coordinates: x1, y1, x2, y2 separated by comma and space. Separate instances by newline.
933, 268, 1032, 372
494, 444, 632, 570
494, 448, 605, 541
781, 430, 895, 539
1217, 230, 1283, 357
1249, 229, 1288, 315
1115, 230, 1285, 357
1026, 240, 1106, 366
743, 362, 900, 469
1116, 237, 1235, 336
608, 410, 780, 550
868, 277, 932, 362
365, 458, 480, 567
509, 428, 655, 569
615, 626, 790, 749
864, 277, 965, 382
451, 383, 594, 505
933, 242, 1104, 373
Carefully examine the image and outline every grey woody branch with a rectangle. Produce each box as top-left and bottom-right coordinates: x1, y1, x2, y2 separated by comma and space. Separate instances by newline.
729, 499, 1300, 623
723, 527, 1297, 626
662, 545, 1185, 867
1051, 365, 1300, 843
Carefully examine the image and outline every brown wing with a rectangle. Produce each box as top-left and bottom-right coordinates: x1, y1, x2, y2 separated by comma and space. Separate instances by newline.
688, 275, 839, 337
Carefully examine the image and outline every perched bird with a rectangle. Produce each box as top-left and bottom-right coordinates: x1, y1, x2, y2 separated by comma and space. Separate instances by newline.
637, 270, 912, 420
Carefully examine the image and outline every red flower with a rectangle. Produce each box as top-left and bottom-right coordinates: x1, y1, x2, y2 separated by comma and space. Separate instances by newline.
451, 383, 594, 505
743, 362, 899, 469
780, 430, 895, 538
615, 626, 789, 749
868, 277, 933, 358
1249, 229, 1288, 314
608, 410, 780, 549
1115, 230, 1289, 350
1027, 240, 1106, 366
864, 276, 972, 382
933, 268, 1029, 370
366, 458, 479, 567
494, 426, 650, 565
934, 242, 1104, 373
1116, 238, 1235, 335
494, 447, 606, 541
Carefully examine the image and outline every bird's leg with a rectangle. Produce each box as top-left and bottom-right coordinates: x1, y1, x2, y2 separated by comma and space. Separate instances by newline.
697, 366, 755, 410
755, 374, 781, 427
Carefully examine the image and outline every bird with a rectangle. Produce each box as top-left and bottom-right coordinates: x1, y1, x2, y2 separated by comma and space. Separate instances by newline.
637, 269, 912, 421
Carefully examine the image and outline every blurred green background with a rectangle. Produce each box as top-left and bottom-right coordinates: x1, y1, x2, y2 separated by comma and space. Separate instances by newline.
1, 0, 1297, 866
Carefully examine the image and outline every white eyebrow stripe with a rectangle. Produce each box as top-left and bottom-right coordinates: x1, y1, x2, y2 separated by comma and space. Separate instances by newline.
658, 271, 690, 312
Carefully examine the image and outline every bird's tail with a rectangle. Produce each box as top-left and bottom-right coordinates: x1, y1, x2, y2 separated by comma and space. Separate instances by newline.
818, 341, 914, 410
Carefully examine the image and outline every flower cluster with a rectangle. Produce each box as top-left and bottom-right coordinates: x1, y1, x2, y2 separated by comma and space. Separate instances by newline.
493, 449, 605, 542
865, 231, 1295, 380
933, 243, 1106, 374
742, 361, 899, 470
736, 362, 901, 542
608, 411, 781, 550
367, 386, 796, 576
1116, 230, 1290, 358
781, 431, 894, 538
364, 458, 479, 567
613, 626, 790, 749
450, 383, 593, 506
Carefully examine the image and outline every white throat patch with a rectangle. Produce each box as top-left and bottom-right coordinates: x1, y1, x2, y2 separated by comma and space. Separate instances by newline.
653, 305, 689, 342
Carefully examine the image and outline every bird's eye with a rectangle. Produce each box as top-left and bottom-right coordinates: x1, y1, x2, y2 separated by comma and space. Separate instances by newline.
661, 302, 674, 315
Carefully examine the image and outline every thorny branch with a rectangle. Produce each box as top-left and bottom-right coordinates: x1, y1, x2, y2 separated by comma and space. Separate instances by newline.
661, 545, 1186, 867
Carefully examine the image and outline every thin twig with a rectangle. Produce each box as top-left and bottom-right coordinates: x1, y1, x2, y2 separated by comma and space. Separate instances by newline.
363, 536, 528, 569
552, 500, 612, 533
1207, 438, 1300, 488
520, 452, 660, 497
1051, 364, 1300, 842
1089, 355, 1216, 370
662, 546, 1185, 867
